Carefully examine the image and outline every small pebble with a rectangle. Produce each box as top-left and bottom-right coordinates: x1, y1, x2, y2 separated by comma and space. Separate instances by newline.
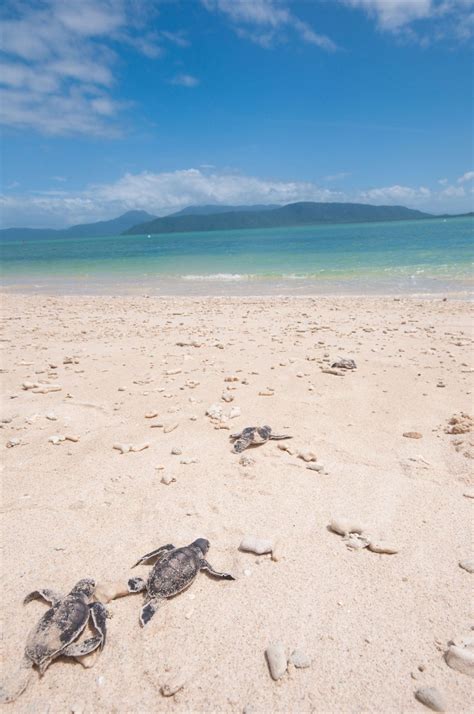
33, 385, 62, 394
6, 438, 20, 448
289, 649, 311, 669
265, 642, 287, 680
239, 536, 273, 555
206, 403, 224, 420
277, 443, 295, 455
403, 431, 423, 439
414, 686, 447, 712
445, 635, 474, 676
145, 411, 159, 419
368, 541, 399, 555
298, 450, 317, 462
329, 518, 367, 537
459, 559, 474, 573
306, 463, 324, 472
161, 474, 176, 485
345, 534, 370, 550
171, 447, 182, 455
113, 442, 132, 454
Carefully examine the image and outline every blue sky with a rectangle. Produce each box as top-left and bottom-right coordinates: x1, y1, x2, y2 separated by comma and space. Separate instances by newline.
0, 0, 473, 227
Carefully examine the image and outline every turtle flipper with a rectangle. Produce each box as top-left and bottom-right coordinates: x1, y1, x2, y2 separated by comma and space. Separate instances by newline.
23, 589, 63, 606
268, 434, 292, 440
132, 544, 175, 568
62, 636, 103, 658
200, 560, 235, 580
139, 598, 162, 627
90, 602, 107, 649
0, 656, 33, 703
128, 577, 147, 593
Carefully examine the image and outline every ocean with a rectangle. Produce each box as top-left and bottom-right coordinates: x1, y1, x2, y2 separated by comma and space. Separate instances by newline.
1, 216, 472, 295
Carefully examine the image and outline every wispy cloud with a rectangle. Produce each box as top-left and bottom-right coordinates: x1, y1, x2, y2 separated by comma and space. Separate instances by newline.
169, 74, 200, 87
201, 0, 337, 50
2, 167, 473, 228
359, 184, 432, 203
340, 0, 474, 42
324, 172, 351, 182
458, 170, 474, 183
0, 0, 162, 136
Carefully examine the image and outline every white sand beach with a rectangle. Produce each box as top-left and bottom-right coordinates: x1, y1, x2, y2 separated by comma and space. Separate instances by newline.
1, 293, 473, 713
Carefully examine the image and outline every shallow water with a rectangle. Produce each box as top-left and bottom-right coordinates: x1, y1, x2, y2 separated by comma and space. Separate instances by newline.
1, 216, 472, 295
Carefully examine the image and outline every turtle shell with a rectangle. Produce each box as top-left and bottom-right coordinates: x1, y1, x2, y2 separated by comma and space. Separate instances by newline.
238, 426, 271, 444
25, 595, 89, 668
147, 546, 201, 598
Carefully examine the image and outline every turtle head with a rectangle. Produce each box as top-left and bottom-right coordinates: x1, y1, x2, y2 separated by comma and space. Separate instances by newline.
191, 538, 210, 556
71, 578, 96, 598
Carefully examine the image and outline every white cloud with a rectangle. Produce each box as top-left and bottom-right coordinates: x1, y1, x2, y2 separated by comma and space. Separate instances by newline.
170, 74, 200, 87
201, 0, 337, 50
0, 168, 341, 227
359, 184, 431, 203
0, 0, 161, 136
2, 168, 473, 228
340, 0, 474, 40
458, 170, 474, 183
441, 184, 465, 197
342, 0, 433, 30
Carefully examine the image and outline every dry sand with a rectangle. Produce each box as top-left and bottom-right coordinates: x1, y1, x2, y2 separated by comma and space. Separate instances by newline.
1, 293, 473, 713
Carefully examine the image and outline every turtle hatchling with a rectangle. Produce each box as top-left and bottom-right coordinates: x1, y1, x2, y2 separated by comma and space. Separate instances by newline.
230, 425, 292, 453
331, 358, 357, 370
127, 539, 234, 626
0, 579, 107, 703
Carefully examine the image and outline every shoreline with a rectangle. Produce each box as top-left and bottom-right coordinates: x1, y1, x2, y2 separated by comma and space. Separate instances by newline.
1, 279, 472, 299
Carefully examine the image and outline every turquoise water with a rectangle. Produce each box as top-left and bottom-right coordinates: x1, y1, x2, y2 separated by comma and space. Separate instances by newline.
1, 217, 472, 295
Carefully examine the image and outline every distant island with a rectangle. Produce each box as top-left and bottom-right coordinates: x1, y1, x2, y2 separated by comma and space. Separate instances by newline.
1, 203, 471, 241
124, 202, 435, 235
0, 210, 157, 240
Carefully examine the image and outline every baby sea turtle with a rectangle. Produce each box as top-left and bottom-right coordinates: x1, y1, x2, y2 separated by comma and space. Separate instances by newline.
331, 358, 357, 370
128, 539, 234, 626
230, 425, 292, 453
0, 579, 106, 703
